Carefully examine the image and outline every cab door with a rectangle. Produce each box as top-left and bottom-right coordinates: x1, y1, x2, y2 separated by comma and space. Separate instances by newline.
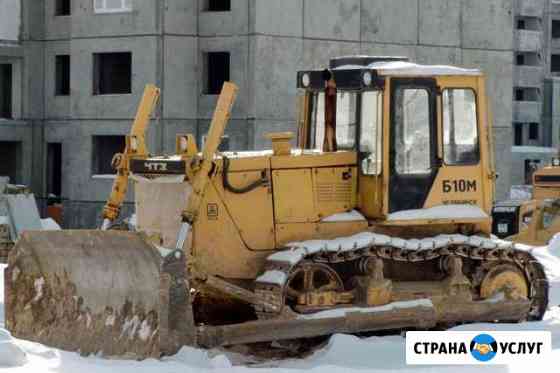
389, 78, 439, 213
422, 76, 487, 211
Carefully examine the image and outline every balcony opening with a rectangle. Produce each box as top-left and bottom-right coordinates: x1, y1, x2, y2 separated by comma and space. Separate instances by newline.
47, 143, 62, 198
93, 52, 132, 95
516, 17, 540, 31
514, 87, 539, 102
529, 122, 539, 140
0, 64, 13, 119
55, 0, 71, 16
516, 52, 540, 66
552, 54, 560, 73
92, 136, 125, 175
514, 123, 523, 146
553, 20, 560, 38
204, 52, 230, 95
55, 55, 70, 96
204, 0, 231, 12
0, 141, 22, 184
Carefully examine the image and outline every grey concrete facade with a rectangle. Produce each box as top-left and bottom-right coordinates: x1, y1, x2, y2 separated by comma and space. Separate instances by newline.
0, 0, 519, 227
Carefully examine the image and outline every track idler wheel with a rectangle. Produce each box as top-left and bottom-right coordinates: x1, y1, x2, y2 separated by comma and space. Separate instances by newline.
285, 261, 347, 312
480, 264, 529, 301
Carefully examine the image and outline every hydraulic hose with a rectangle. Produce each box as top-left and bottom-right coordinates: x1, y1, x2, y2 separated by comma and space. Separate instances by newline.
222, 156, 267, 194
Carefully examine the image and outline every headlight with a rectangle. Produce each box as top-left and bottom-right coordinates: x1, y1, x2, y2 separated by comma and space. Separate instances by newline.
362, 71, 372, 86
179, 136, 188, 152
130, 136, 138, 151
553, 158, 560, 167
301, 73, 310, 88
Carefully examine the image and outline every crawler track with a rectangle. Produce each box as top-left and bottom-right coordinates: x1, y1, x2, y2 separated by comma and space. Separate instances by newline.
254, 233, 548, 322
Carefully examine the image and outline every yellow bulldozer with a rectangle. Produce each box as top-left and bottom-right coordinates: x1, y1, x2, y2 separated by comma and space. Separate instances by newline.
492, 160, 560, 245
5, 56, 549, 359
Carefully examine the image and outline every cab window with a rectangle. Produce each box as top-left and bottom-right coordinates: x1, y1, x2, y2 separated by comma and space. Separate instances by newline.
360, 91, 383, 175
394, 88, 431, 174
442, 89, 479, 165
336, 92, 358, 150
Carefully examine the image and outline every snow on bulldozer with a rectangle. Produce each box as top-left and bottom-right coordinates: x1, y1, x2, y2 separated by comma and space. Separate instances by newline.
5, 56, 549, 359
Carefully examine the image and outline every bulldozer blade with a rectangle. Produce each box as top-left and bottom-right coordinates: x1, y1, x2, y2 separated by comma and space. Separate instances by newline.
4, 230, 188, 358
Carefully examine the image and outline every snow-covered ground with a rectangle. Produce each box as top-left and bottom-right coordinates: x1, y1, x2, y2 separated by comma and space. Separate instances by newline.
1, 238, 560, 372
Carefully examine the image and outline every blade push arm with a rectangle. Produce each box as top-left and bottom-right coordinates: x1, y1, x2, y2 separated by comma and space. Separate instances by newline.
175, 82, 238, 249
101, 84, 161, 230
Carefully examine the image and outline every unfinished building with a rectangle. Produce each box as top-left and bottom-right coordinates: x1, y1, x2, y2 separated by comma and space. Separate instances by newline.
0, 0, 526, 227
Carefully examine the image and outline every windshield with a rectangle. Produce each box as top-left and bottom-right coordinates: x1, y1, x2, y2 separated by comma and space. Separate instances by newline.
308, 90, 383, 175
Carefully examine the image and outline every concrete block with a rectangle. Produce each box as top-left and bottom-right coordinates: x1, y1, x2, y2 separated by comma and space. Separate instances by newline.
251, 0, 303, 37
361, 0, 418, 44
304, 0, 360, 41
6, 194, 42, 238
71, 0, 158, 38
44, 40, 71, 119
163, 36, 198, 119
198, 0, 249, 36
164, 0, 196, 35
252, 36, 303, 121
70, 36, 158, 119
462, 0, 514, 50
418, 0, 461, 47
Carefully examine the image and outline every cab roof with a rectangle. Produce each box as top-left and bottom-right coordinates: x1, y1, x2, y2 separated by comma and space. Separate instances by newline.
332, 60, 482, 77
297, 56, 483, 90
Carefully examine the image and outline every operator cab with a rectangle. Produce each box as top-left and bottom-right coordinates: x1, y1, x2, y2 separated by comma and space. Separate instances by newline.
297, 56, 494, 233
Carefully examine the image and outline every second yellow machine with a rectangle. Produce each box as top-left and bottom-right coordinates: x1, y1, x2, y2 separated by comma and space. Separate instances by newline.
5, 56, 549, 358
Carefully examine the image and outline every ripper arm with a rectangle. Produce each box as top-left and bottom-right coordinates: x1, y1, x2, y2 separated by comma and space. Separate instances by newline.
101, 84, 161, 230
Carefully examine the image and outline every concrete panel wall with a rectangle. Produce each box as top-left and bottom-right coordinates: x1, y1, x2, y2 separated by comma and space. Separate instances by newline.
71, 0, 158, 38
21, 41, 44, 119
44, 0, 70, 40
251, 0, 303, 37
252, 35, 303, 123
44, 40, 71, 119
361, 0, 418, 44
198, 0, 249, 37
305, 0, 360, 41
164, 0, 196, 35
462, 0, 514, 50
0, 121, 33, 186
198, 36, 250, 119
419, 0, 461, 47
163, 36, 198, 119
69, 36, 158, 119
